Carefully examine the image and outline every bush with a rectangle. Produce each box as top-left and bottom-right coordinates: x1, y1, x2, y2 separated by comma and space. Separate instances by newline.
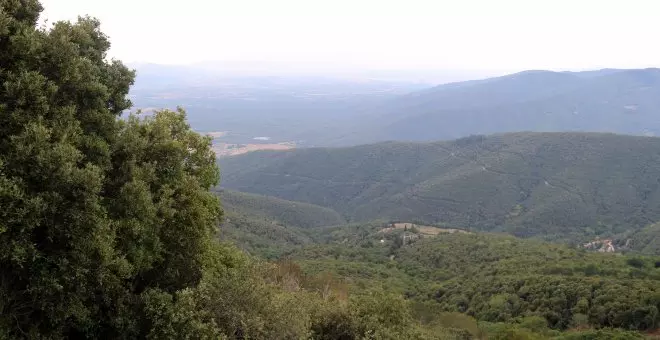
626, 258, 645, 268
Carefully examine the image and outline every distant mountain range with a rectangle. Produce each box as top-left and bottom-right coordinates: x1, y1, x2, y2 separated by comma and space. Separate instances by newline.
219, 132, 660, 242
335, 68, 660, 145
129, 66, 660, 147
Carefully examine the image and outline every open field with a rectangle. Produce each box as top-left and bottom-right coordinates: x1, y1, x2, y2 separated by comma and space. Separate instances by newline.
213, 142, 295, 157
379, 222, 469, 237
204, 131, 229, 138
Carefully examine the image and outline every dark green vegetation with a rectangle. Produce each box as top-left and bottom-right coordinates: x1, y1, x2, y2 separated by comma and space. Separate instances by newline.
217, 130, 660, 336
0, 2, 228, 335
216, 207, 660, 338
220, 132, 660, 242
395, 234, 660, 331
218, 189, 345, 229
219, 208, 314, 259
216, 190, 346, 258
623, 223, 660, 256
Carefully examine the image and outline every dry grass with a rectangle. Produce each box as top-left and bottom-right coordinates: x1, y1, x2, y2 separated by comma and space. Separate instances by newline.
379, 222, 469, 237
205, 131, 229, 138
213, 142, 295, 157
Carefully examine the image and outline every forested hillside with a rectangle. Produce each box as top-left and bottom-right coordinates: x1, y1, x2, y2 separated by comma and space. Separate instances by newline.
211, 203, 660, 337
220, 132, 660, 242
215, 190, 345, 258
624, 223, 660, 255
217, 189, 345, 228
278, 224, 660, 337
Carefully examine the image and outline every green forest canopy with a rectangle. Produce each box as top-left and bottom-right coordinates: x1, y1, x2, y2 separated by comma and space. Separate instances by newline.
220, 132, 660, 242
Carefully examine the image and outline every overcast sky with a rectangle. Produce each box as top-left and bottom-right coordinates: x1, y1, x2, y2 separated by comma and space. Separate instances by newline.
40, 0, 660, 73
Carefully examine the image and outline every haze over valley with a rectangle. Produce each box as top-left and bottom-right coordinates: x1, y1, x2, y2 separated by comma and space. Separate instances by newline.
129, 65, 660, 154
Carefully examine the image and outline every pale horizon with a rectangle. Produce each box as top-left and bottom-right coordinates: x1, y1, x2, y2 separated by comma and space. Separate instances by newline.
40, 0, 660, 74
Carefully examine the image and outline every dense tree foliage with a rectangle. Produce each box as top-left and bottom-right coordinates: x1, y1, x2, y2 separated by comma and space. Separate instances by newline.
217, 189, 345, 229
219, 209, 314, 259
0, 4, 221, 329
276, 224, 660, 335
214, 190, 350, 258
220, 132, 660, 242
217, 201, 660, 335
622, 222, 660, 255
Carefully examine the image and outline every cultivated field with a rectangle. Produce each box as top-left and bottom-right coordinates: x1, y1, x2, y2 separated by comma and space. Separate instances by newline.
213, 142, 295, 157
205, 131, 229, 138
380, 222, 469, 237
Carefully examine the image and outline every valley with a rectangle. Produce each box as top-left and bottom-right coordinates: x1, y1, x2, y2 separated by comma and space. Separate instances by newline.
131, 67, 660, 147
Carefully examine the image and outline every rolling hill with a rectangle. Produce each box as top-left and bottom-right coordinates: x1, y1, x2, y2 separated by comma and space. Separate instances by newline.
131, 66, 660, 148
334, 68, 660, 145
288, 226, 660, 333
215, 190, 346, 258
217, 189, 345, 228
219, 132, 660, 241
623, 222, 660, 256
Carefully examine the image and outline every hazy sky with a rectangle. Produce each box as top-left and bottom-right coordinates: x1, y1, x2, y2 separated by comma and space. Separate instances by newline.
40, 0, 660, 72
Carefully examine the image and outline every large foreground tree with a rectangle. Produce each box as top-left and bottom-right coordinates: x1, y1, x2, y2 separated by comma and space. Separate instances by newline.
0, 1, 220, 337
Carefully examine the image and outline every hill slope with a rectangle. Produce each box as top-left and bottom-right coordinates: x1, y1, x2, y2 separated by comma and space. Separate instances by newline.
289, 227, 660, 332
337, 68, 660, 145
623, 222, 660, 255
217, 189, 345, 228
215, 190, 345, 258
220, 132, 660, 241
